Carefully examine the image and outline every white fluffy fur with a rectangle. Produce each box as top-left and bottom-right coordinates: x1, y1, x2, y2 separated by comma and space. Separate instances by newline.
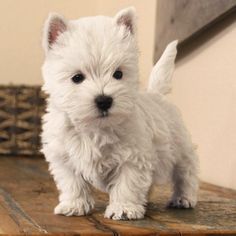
41, 7, 199, 220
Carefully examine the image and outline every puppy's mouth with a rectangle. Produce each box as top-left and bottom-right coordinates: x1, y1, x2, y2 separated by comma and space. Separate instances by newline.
99, 111, 109, 118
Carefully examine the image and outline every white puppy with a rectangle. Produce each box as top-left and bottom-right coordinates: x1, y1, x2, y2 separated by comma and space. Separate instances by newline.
41, 7, 199, 220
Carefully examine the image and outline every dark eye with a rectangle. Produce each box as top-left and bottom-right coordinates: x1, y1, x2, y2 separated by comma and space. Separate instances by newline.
113, 70, 123, 80
71, 73, 85, 84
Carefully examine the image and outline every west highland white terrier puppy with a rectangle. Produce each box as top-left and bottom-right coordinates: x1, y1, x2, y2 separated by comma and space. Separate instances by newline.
41, 7, 199, 220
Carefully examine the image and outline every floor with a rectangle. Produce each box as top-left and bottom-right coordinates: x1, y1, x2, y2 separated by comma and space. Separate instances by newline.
0, 156, 236, 235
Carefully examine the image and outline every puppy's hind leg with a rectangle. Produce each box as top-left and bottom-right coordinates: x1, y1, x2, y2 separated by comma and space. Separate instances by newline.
168, 151, 199, 209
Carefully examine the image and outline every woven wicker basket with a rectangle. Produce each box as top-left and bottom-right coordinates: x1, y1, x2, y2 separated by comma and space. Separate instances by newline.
0, 85, 46, 156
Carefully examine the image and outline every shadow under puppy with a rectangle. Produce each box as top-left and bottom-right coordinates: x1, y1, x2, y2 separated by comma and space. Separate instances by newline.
41, 7, 199, 220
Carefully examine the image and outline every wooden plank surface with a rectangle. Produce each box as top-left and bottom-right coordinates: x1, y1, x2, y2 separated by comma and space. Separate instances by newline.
154, 0, 236, 62
0, 156, 235, 235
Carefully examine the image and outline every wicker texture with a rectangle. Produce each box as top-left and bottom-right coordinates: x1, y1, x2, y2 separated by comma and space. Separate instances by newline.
0, 86, 46, 156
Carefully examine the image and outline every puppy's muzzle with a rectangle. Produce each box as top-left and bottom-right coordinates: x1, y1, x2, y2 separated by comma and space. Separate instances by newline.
95, 95, 113, 112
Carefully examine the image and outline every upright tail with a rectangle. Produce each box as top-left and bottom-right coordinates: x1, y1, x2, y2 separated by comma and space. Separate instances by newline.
148, 40, 178, 95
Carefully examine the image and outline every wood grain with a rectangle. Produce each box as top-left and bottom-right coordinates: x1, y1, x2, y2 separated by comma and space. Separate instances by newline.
154, 0, 236, 62
0, 156, 235, 235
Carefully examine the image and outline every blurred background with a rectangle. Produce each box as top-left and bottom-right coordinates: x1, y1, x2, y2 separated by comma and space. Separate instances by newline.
0, 0, 235, 190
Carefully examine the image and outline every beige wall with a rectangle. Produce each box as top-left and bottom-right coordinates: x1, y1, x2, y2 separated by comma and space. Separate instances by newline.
0, 0, 156, 86
169, 19, 236, 190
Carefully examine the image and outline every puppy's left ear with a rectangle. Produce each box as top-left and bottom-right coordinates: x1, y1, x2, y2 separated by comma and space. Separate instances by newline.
114, 7, 137, 35
42, 13, 68, 53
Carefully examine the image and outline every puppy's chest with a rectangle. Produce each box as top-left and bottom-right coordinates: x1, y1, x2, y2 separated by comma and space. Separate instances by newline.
79, 133, 122, 191
98, 146, 120, 178
83, 146, 120, 191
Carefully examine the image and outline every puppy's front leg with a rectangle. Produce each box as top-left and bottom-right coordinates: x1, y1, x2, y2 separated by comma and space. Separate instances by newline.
105, 164, 152, 220
50, 162, 94, 216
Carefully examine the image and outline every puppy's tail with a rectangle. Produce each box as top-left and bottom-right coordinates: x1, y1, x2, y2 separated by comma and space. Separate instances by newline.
148, 40, 178, 95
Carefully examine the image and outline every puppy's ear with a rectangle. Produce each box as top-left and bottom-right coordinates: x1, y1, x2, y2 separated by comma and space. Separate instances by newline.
114, 7, 137, 35
42, 13, 68, 53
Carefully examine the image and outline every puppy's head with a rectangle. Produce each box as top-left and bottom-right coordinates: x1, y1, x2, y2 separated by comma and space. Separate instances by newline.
42, 7, 139, 130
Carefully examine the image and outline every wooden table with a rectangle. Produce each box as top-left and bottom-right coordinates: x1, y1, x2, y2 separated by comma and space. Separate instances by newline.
0, 156, 235, 235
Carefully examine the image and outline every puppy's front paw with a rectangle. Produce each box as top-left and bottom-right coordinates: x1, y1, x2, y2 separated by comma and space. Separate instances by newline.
168, 196, 196, 209
54, 198, 93, 216
104, 203, 145, 220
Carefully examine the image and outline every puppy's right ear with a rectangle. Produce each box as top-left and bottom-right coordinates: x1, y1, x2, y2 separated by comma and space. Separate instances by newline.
42, 13, 68, 53
115, 7, 137, 35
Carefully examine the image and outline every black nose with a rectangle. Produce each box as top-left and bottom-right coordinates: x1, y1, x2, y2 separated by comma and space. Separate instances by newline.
95, 95, 113, 111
